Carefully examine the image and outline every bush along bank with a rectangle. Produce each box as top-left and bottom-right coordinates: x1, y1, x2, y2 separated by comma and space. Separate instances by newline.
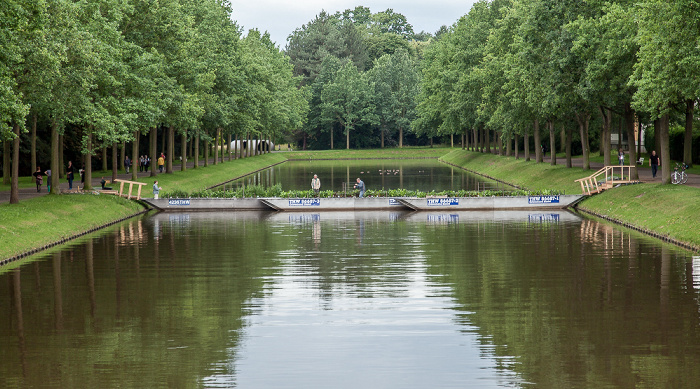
440, 149, 700, 252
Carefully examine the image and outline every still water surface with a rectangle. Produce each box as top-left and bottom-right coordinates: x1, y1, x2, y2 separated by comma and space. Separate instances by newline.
1, 210, 699, 388
216, 159, 499, 192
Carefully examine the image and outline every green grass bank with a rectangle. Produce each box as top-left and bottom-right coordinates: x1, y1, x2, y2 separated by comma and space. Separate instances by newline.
0, 153, 288, 261
285, 146, 450, 160
133, 153, 287, 196
441, 150, 700, 250
0, 194, 144, 260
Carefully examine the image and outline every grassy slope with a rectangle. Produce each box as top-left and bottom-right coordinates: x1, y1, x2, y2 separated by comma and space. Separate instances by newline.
440, 150, 594, 194
0, 194, 144, 259
441, 149, 700, 249
286, 147, 450, 160
133, 153, 287, 196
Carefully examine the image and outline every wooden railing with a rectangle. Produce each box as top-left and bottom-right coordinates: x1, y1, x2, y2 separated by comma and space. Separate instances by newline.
575, 165, 637, 195
113, 179, 148, 200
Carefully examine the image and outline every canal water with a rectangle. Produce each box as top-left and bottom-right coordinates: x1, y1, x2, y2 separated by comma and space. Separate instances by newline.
215, 159, 501, 192
1, 210, 699, 388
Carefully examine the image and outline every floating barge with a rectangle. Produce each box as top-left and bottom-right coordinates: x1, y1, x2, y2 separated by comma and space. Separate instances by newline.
143, 194, 585, 212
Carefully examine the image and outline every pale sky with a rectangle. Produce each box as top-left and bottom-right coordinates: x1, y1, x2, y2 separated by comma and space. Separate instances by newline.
229, 0, 478, 47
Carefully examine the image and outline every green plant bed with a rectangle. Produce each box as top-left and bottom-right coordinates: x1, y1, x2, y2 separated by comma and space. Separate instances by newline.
162, 183, 563, 199
0, 194, 144, 260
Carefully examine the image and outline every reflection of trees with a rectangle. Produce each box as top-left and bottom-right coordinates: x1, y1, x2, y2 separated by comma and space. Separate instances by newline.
0, 215, 278, 387
423, 219, 700, 387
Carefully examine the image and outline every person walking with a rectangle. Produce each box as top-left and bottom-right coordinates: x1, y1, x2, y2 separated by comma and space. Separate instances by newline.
649, 150, 660, 179
153, 180, 162, 199
66, 161, 74, 190
311, 174, 321, 197
618, 149, 625, 166
125, 155, 131, 174
44, 168, 52, 193
158, 153, 165, 173
32, 166, 44, 192
354, 177, 365, 198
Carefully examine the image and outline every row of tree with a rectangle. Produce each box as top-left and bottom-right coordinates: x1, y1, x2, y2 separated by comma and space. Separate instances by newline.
415, 0, 699, 184
286, 7, 429, 149
1, 0, 308, 203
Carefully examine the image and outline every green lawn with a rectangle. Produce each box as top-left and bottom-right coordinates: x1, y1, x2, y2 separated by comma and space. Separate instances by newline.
286, 146, 452, 160
0, 194, 144, 260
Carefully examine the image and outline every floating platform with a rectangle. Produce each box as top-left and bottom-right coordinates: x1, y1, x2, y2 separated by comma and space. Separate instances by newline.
143, 194, 585, 212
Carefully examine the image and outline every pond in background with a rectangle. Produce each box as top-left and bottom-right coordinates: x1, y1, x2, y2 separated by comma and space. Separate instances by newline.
1, 211, 700, 388
215, 159, 502, 193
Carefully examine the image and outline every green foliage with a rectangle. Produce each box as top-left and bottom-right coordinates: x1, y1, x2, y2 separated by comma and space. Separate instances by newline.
162, 183, 563, 199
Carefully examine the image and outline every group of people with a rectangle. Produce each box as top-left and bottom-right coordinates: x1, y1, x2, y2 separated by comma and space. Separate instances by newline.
310, 174, 366, 198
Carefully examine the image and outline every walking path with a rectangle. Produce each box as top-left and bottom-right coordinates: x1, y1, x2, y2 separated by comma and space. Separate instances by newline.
537, 153, 700, 188
0, 157, 244, 203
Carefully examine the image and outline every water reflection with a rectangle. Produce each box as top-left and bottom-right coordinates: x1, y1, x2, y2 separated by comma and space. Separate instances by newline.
216, 159, 499, 192
1, 211, 699, 388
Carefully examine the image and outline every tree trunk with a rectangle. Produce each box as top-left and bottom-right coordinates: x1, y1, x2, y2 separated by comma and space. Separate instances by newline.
450, 133, 454, 148
51, 120, 59, 194
524, 130, 530, 162
685, 99, 694, 167
204, 139, 209, 167
85, 133, 93, 190
472, 128, 477, 151
31, 111, 37, 174
534, 119, 541, 162
194, 134, 200, 168
660, 113, 671, 184
120, 142, 126, 172
59, 134, 64, 178
462, 130, 466, 150
346, 125, 350, 149
654, 118, 660, 153
150, 127, 157, 177
566, 125, 572, 168
599, 106, 612, 166
381, 126, 385, 148
330, 126, 334, 149
111, 143, 118, 182
399, 127, 403, 148
227, 133, 232, 161
131, 130, 139, 181
3, 140, 10, 185
166, 125, 174, 173
506, 134, 512, 156
624, 103, 639, 179
549, 120, 556, 166
515, 134, 519, 159
102, 147, 107, 172
576, 112, 591, 170
497, 132, 503, 155
10, 123, 20, 204
181, 129, 187, 172
214, 128, 220, 165
560, 123, 566, 154
485, 128, 490, 153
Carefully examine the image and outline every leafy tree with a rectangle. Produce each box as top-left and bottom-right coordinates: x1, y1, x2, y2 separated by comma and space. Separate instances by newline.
320, 62, 378, 149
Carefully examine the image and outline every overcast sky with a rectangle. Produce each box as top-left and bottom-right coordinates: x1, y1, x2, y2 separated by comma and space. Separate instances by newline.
230, 0, 479, 47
